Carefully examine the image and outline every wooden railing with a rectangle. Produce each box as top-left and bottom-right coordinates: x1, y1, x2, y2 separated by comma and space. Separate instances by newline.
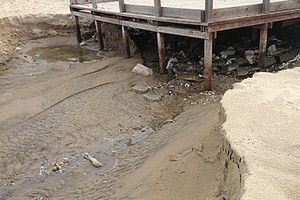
70, 0, 300, 22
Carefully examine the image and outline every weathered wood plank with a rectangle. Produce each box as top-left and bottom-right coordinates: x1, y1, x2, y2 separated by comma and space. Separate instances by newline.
208, 8, 300, 32
213, 4, 261, 21
124, 4, 154, 15
269, 0, 300, 12
162, 7, 201, 19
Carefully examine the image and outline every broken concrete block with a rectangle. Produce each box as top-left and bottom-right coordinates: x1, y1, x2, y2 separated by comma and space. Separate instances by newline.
132, 64, 153, 76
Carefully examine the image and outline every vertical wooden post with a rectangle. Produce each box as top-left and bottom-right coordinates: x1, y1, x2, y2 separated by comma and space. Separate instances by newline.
75, 16, 82, 44
205, 0, 213, 22
204, 32, 213, 91
157, 32, 166, 74
258, 23, 268, 68
95, 21, 104, 50
154, 0, 162, 17
119, 0, 125, 12
92, 0, 97, 9
262, 0, 270, 13
122, 26, 130, 58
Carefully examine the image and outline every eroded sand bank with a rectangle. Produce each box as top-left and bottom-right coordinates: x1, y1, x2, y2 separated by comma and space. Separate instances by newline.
221, 65, 300, 199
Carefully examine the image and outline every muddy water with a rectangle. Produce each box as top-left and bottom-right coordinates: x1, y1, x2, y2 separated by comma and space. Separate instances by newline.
26, 45, 101, 63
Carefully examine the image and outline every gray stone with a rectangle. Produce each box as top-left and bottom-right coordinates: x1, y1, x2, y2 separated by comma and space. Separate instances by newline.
132, 63, 153, 76
264, 57, 277, 67
227, 63, 239, 72
131, 84, 149, 94
279, 49, 299, 63
237, 67, 250, 77
235, 57, 249, 67
143, 93, 162, 102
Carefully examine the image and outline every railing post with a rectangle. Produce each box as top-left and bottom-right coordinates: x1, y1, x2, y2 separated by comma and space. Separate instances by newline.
119, 0, 125, 12
262, 0, 270, 13
154, 0, 162, 17
92, 0, 98, 9
75, 16, 82, 44
205, 0, 213, 22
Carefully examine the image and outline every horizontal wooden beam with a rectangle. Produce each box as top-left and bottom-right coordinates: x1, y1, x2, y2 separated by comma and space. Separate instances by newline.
71, 11, 208, 39
208, 8, 300, 32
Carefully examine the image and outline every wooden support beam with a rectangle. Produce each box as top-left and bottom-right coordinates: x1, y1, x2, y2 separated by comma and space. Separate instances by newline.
121, 26, 130, 58
154, 0, 162, 17
95, 21, 104, 50
258, 23, 268, 68
262, 0, 270, 13
204, 32, 213, 91
119, 0, 125, 12
157, 32, 166, 74
75, 16, 82, 44
205, 0, 213, 22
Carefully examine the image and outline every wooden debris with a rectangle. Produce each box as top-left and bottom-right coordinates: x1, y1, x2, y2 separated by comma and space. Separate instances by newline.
84, 153, 103, 167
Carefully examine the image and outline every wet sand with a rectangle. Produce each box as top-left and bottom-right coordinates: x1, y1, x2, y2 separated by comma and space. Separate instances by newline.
0, 35, 241, 199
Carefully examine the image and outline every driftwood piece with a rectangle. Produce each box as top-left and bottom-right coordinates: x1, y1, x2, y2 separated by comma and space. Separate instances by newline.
84, 153, 103, 167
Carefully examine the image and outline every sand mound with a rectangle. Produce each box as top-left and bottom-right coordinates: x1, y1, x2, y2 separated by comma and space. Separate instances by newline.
221, 65, 300, 199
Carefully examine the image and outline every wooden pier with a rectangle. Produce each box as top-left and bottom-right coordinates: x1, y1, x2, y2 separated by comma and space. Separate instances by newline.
69, 0, 300, 90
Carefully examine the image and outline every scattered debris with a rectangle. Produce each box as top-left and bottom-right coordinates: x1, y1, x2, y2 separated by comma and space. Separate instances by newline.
33, 54, 40, 59
168, 91, 177, 96
267, 44, 277, 55
132, 63, 153, 76
51, 161, 62, 172
84, 153, 103, 167
168, 156, 178, 162
280, 53, 300, 69
15, 47, 21, 52
177, 74, 203, 82
164, 119, 175, 124
166, 57, 178, 76
220, 46, 236, 59
80, 41, 86, 46
244, 50, 256, 65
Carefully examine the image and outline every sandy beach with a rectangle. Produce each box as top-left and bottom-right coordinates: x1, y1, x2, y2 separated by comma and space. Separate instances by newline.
0, 0, 299, 199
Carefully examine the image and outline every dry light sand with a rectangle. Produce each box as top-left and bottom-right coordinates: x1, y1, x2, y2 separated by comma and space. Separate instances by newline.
222, 65, 300, 199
